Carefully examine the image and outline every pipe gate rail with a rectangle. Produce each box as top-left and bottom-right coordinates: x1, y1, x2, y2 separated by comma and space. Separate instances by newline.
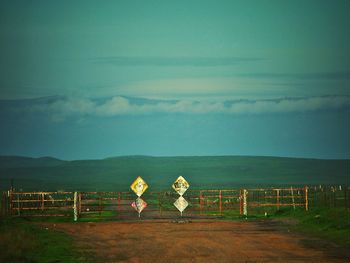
1, 187, 326, 220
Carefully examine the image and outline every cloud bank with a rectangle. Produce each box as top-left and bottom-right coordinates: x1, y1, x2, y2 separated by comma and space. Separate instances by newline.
91, 56, 263, 67
27, 95, 350, 121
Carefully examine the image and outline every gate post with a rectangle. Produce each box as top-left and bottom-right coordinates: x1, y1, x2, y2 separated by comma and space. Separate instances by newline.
305, 186, 309, 211
73, 192, 78, 221
158, 192, 161, 216
243, 189, 248, 216
219, 190, 222, 215
117, 192, 120, 212
239, 189, 243, 215
291, 186, 296, 210
199, 191, 202, 215
41, 193, 45, 211
78, 192, 81, 217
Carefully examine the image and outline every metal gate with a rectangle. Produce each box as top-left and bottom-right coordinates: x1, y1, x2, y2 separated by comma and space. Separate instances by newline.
6, 187, 310, 220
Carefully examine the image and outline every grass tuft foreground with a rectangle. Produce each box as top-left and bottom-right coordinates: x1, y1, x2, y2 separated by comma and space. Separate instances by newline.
0, 218, 88, 263
274, 207, 350, 247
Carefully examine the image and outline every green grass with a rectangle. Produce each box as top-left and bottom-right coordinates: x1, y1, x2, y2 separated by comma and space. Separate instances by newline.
0, 218, 89, 263
273, 207, 350, 247
220, 206, 350, 247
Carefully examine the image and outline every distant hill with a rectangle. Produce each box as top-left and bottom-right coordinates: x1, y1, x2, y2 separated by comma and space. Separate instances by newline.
0, 156, 65, 168
0, 155, 349, 191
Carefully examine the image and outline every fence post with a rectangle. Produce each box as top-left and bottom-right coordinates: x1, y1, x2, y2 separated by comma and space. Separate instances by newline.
117, 192, 120, 212
73, 192, 78, 222
78, 193, 81, 217
239, 189, 243, 215
41, 193, 45, 211
99, 192, 102, 216
219, 190, 222, 215
17, 193, 20, 216
158, 192, 161, 216
276, 189, 280, 211
305, 186, 309, 211
199, 191, 202, 215
291, 187, 296, 210
9, 190, 13, 216
243, 189, 248, 216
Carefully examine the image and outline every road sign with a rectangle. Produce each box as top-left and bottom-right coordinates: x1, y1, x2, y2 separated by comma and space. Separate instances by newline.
172, 176, 189, 196
174, 196, 188, 214
131, 197, 148, 214
130, 176, 148, 197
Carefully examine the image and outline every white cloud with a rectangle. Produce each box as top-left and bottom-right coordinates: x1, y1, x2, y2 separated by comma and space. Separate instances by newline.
31, 95, 350, 120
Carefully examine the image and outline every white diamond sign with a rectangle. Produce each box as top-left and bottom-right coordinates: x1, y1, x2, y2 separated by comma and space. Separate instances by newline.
174, 196, 188, 214
131, 197, 148, 215
172, 176, 189, 196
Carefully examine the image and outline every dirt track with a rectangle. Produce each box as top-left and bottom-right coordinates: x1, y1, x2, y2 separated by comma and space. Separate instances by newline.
43, 220, 349, 263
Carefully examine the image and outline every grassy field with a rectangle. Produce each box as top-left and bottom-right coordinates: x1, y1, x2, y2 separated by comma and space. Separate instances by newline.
0, 218, 89, 263
1, 155, 350, 191
274, 207, 350, 247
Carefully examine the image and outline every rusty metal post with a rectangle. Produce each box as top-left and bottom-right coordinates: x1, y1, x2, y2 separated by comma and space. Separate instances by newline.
158, 192, 161, 216
199, 190, 202, 215
239, 189, 243, 215
99, 192, 102, 216
117, 192, 120, 212
219, 190, 222, 215
41, 193, 45, 211
305, 186, 309, 211
17, 193, 20, 216
78, 192, 81, 217
276, 189, 280, 211
9, 190, 13, 216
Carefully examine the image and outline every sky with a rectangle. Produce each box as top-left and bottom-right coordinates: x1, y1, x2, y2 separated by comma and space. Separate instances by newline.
1, 0, 350, 160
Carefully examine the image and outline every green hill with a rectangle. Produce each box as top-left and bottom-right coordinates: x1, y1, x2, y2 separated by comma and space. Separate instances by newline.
0, 155, 349, 191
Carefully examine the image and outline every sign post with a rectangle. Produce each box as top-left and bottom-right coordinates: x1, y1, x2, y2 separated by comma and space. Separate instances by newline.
130, 176, 148, 217
172, 176, 190, 217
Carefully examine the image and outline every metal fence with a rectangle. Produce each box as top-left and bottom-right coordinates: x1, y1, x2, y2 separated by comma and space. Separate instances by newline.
2, 186, 326, 220
1, 191, 10, 217
9, 191, 74, 217
308, 185, 350, 209
2, 186, 349, 220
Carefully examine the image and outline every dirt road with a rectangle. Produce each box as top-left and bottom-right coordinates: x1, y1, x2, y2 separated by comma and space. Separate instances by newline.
42, 219, 349, 262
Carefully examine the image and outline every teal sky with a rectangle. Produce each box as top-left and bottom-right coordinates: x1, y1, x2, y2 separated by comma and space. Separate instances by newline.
1, 1, 350, 159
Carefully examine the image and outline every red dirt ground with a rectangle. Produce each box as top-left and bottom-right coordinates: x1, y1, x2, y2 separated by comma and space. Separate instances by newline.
41, 219, 350, 263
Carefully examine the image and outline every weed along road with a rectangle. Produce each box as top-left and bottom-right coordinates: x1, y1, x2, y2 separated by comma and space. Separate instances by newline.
40, 219, 350, 263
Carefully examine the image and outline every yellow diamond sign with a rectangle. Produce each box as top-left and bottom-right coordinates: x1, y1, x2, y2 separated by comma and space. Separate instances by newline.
172, 176, 189, 196
130, 176, 148, 197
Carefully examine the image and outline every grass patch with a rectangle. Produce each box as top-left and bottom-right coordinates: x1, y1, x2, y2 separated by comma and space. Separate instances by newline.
273, 207, 350, 246
0, 218, 89, 263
